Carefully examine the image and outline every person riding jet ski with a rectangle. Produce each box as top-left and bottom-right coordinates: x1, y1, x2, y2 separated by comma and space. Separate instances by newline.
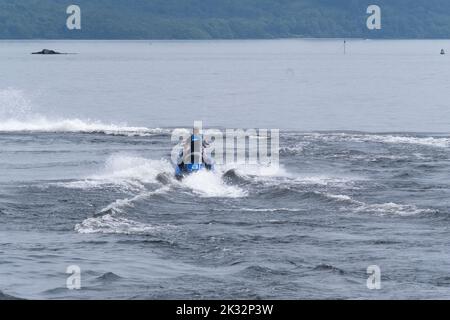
175, 127, 213, 179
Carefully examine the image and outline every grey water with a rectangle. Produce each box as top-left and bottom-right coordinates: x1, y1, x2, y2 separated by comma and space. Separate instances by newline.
1, 40, 450, 299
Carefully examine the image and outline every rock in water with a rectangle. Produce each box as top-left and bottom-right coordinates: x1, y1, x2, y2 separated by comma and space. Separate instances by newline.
32, 49, 61, 55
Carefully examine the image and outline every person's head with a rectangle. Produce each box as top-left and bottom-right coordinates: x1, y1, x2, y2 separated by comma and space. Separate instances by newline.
193, 127, 200, 135
192, 121, 203, 136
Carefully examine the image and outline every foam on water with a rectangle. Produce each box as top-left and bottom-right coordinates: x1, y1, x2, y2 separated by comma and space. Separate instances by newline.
241, 208, 302, 212
320, 192, 437, 216
295, 175, 360, 186
234, 164, 289, 178
60, 154, 251, 198
308, 133, 450, 148
98, 186, 170, 215
70, 156, 250, 234
363, 135, 450, 148
322, 193, 354, 202
75, 186, 170, 234
354, 202, 438, 216
181, 170, 247, 198
60, 155, 174, 191
218, 164, 291, 186
0, 88, 166, 136
92, 155, 173, 184
280, 142, 310, 155
75, 214, 168, 235
0, 116, 166, 136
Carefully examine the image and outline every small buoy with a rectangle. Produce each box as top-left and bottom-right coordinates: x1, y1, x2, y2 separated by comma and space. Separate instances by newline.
441, 49, 445, 55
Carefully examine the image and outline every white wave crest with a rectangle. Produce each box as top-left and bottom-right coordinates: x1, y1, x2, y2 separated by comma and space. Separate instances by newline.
61, 154, 247, 199
75, 214, 170, 235
59, 155, 174, 191
220, 164, 290, 183
0, 88, 166, 136
321, 192, 437, 216
75, 185, 171, 234
241, 208, 302, 212
280, 142, 310, 154
181, 170, 247, 198
354, 202, 438, 216
0, 116, 166, 136
308, 133, 450, 148
99, 187, 170, 215
295, 175, 360, 187
322, 193, 355, 202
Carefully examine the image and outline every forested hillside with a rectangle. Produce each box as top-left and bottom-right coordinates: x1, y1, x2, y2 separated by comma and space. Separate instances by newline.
0, 0, 449, 39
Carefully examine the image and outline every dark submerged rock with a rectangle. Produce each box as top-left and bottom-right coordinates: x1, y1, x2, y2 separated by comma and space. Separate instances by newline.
32, 49, 62, 55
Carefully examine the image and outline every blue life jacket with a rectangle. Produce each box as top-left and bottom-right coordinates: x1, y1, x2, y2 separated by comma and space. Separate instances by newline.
176, 134, 205, 176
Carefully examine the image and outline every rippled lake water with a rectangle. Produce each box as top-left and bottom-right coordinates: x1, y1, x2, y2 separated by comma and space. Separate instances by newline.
1, 40, 450, 299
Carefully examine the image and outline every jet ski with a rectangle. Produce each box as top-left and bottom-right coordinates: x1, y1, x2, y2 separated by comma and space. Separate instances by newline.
175, 161, 213, 179
175, 133, 213, 180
